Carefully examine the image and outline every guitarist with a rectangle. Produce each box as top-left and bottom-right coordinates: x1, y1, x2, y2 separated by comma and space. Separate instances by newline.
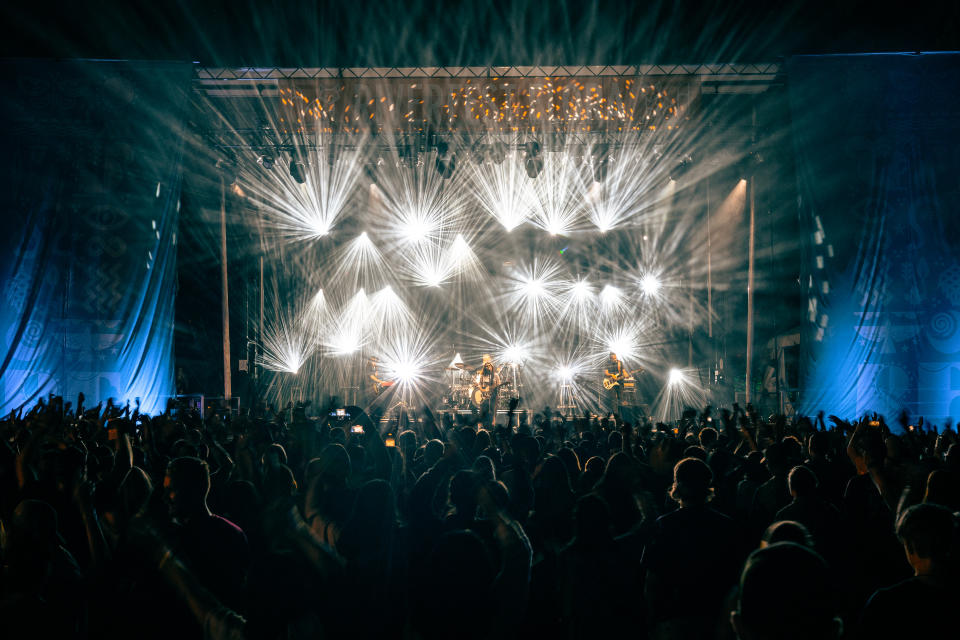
603, 352, 625, 417
368, 356, 392, 403
475, 354, 502, 418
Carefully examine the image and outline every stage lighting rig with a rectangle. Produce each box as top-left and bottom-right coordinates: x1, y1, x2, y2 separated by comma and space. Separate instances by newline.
524, 140, 543, 179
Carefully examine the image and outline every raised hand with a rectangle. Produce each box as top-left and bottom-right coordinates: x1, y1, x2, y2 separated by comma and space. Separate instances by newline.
828, 415, 850, 431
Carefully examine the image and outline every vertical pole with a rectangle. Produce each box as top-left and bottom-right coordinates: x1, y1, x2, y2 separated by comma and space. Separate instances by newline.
706, 176, 713, 340
220, 177, 232, 402
259, 253, 264, 392
688, 281, 694, 367
745, 177, 756, 404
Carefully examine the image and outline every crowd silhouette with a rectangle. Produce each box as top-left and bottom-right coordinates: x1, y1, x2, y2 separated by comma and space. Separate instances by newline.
1, 393, 958, 639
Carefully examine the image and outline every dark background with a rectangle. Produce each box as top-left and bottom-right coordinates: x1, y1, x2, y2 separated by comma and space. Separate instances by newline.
1, 1, 958, 67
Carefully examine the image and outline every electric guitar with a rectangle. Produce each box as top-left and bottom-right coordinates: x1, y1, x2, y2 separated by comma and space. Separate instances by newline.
370, 374, 395, 395
603, 368, 644, 390
472, 381, 507, 407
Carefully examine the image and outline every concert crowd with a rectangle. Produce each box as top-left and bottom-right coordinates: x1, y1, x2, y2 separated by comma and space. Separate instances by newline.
0, 394, 958, 640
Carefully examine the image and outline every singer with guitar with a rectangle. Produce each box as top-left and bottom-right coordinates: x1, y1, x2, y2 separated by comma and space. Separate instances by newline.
367, 356, 394, 406
474, 354, 502, 418
603, 352, 641, 418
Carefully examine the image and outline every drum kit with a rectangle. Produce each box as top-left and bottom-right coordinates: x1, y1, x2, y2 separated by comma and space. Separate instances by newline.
443, 360, 517, 409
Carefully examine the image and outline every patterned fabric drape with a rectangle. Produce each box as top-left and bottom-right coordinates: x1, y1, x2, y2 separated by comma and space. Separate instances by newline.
790, 53, 960, 423
0, 59, 193, 414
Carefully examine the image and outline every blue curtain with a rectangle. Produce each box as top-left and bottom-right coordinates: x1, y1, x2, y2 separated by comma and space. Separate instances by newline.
0, 60, 193, 415
790, 53, 960, 424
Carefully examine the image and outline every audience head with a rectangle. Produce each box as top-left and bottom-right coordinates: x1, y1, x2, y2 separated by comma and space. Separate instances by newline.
733, 542, 841, 640
761, 520, 814, 548
315, 443, 352, 487
555, 446, 581, 478
448, 470, 480, 516
534, 455, 573, 494
119, 466, 154, 521
923, 469, 960, 511
849, 428, 886, 472
471, 455, 496, 483
6, 499, 61, 555
699, 426, 718, 449
782, 436, 802, 464
896, 503, 957, 575
945, 443, 960, 471
423, 439, 444, 468
787, 465, 818, 499
669, 457, 714, 507
573, 493, 613, 545
584, 455, 605, 476
164, 456, 211, 519
341, 479, 397, 553
682, 445, 707, 461
808, 431, 830, 459
761, 443, 790, 477
261, 464, 298, 505
398, 429, 418, 456
473, 429, 491, 453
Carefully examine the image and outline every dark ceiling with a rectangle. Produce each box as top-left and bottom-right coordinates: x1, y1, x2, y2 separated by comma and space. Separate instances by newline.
1, 0, 958, 68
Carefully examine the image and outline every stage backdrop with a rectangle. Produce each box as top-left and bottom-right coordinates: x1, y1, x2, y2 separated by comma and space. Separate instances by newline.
790, 53, 960, 424
0, 59, 193, 415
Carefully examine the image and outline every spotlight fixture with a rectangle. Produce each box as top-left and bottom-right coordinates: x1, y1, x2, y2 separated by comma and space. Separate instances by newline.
257, 152, 275, 170
398, 142, 417, 169
364, 162, 378, 185
489, 140, 507, 164
593, 142, 610, 183
215, 155, 238, 186
524, 140, 543, 179
289, 156, 306, 184
739, 149, 764, 179
471, 142, 487, 165
435, 138, 456, 179
669, 154, 692, 181
640, 273, 661, 296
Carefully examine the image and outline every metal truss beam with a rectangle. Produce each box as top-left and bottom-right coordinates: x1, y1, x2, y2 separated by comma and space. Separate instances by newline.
195, 63, 780, 97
